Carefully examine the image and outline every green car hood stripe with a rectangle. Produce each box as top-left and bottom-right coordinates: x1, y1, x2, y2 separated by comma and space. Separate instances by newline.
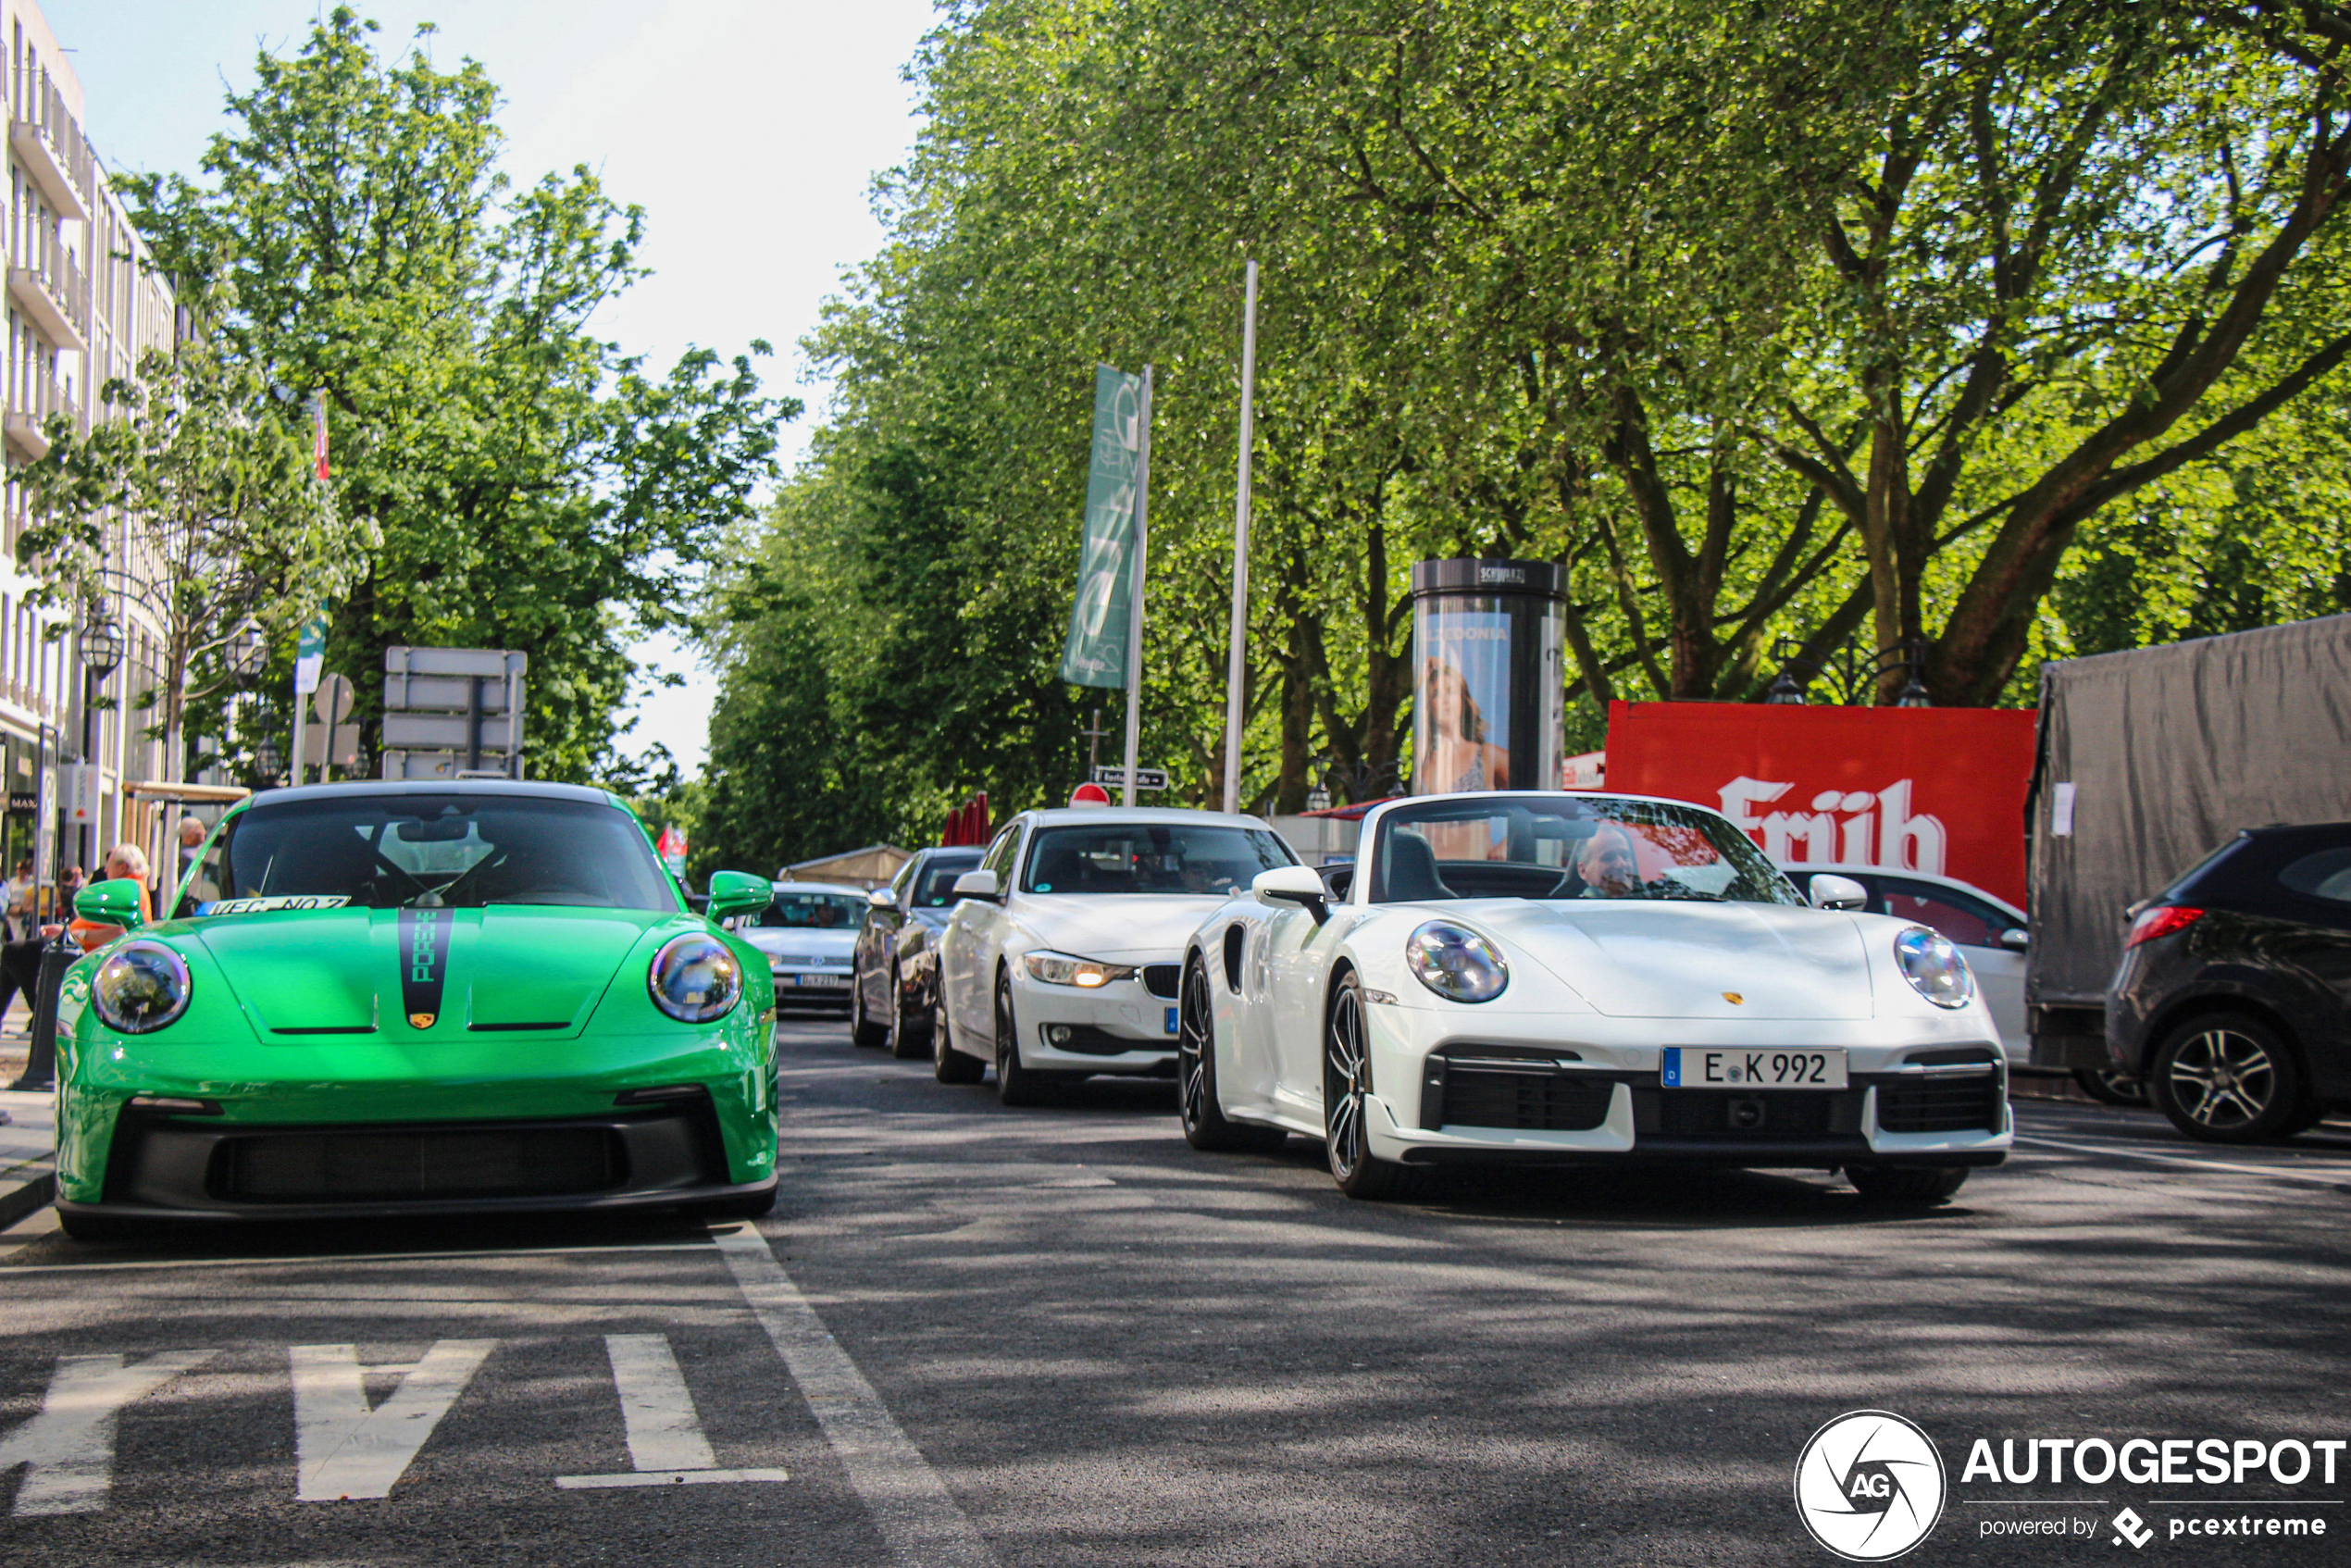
398, 908, 454, 1027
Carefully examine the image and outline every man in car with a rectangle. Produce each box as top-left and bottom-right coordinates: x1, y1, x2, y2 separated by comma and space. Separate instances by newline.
1573, 823, 1643, 897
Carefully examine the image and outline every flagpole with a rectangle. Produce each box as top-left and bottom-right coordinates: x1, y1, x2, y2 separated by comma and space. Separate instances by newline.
1120, 366, 1153, 809
1220, 261, 1259, 815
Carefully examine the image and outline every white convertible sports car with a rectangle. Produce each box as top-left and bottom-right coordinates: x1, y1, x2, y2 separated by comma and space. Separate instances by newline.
936, 805, 1299, 1103
1176, 790, 2012, 1201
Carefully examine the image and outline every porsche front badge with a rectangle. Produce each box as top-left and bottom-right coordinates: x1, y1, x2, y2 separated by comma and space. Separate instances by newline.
410, 1012, 436, 1028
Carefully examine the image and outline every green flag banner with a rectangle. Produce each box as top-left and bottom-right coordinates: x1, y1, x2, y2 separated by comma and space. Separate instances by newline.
1059, 365, 1144, 688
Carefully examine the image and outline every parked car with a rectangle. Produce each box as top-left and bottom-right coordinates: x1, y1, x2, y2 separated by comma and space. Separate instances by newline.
734, 882, 869, 1012
935, 806, 1298, 1102
1179, 790, 2011, 1202
1774, 864, 2059, 1082
2108, 822, 2351, 1144
54, 780, 779, 1240
850, 846, 983, 1058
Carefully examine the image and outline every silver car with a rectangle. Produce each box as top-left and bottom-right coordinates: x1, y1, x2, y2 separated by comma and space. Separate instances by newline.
735, 882, 869, 1010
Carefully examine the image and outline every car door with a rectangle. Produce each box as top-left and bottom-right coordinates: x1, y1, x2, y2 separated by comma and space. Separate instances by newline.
1266, 901, 1352, 1114
859, 857, 916, 1016
1873, 876, 2027, 1059
944, 823, 1023, 1043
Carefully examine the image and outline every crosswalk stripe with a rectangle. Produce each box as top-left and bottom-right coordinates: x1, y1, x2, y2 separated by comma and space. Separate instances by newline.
714, 1226, 995, 1568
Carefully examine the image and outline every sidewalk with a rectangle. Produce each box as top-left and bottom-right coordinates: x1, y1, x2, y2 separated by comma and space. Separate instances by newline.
0, 993, 56, 1227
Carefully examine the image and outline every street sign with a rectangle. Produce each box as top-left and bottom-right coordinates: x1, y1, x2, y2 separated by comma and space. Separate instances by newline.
381, 675, 516, 714
6, 792, 35, 815
313, 672, 355, 726
1091, 765, 1169, 791
381, 646, 528, 779
302, 722, 363, 767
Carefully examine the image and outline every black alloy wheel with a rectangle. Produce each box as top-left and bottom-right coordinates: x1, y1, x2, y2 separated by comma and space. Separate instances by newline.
1322, 970, 1411, 1199
993, 970, 1057, 1106
2071, 1067, 2149, 1107
889, 967, 929, 1060
850, 972, 889, 1049
2148, 1011, 2310, 1145
1177, 953, 1286, 1153
1845, 1164, 1970, 1204
933, 980, 986, 1084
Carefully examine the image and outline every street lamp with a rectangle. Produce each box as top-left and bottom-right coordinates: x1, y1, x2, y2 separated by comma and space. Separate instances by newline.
254, 734, 283, 785
78, 608, 124, 871
227, 618, 267, 688
1764, 667, 1809, 704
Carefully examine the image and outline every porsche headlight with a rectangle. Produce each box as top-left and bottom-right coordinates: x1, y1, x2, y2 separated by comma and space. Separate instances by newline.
649, 934, 742, 1023
1025, 951, 1138, 988
93, 941, 192, 1034
1404, 921, 1508, 1003
1894, 927, 1972, 1009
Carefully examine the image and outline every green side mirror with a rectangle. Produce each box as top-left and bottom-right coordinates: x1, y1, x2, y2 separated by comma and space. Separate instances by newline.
704, 869, 770, 922
74, 877, 145, 930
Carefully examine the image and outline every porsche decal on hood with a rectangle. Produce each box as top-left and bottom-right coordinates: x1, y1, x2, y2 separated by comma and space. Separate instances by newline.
399, 908, 454, 1028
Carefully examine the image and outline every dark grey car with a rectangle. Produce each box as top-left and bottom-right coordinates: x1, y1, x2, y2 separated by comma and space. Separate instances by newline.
851, 847, 983, 1057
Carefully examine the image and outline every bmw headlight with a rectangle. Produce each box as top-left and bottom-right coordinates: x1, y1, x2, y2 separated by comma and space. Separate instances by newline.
1404, 922, 1508, 1003
93, 941, 193, 1034
1894, 927, 1973, 1008
649, 934, 742, 1023
1025, 951, 1138, 988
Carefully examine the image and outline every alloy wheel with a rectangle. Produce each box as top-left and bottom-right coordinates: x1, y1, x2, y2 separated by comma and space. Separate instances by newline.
1177, 960, 1213, 1137
1323, 980, 1371, 1179
2163, 1027, 2277, 1131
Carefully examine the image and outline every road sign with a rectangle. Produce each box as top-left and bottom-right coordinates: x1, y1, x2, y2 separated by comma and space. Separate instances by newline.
313, 672, 355, 726
302, 722, 363, 767
381, 646, 527, 779
1091, 765, 1169, 791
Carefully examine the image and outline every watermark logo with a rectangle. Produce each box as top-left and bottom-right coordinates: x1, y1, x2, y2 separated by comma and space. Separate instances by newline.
2111, 1507, 2154, 1549
1795, 1411, 1948, 1561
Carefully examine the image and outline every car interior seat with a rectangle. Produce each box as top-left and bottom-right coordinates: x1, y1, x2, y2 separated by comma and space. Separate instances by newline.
1381, 829, 1456, 902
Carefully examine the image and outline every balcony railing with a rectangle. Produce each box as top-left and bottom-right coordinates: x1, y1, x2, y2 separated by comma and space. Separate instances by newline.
5, 366, 82, 459
8, 225, 90, 353
9, 68, 94, 218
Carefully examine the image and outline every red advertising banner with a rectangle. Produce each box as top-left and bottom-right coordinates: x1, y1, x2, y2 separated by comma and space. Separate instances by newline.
1602, 702, 2038, 908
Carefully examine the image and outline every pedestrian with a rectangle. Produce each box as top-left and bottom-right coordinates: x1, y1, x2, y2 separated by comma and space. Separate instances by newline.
3, 856, 31, 942
72, 843, 154, 952
0, 864, 83, 1037
173, 815, 206, 891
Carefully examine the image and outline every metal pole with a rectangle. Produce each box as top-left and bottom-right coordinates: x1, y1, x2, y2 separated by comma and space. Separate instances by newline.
1221, 260, 1259, 815
1120, 366, 1153, 809
289, 667, 305, 788
81, 666, 99, 873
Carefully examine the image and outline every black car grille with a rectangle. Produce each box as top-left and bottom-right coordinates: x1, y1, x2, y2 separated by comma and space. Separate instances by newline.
217, 1126, 622, 1202
1652, 1089, 1844, 1140
1140, 964, 1181, 999
1878, 1076, 2005, 1134
1425, 1052, 1614, 1132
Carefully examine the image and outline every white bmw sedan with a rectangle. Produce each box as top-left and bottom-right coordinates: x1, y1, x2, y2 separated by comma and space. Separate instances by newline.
1176, 790, 2012, 1201
936, 805, 1299, 1103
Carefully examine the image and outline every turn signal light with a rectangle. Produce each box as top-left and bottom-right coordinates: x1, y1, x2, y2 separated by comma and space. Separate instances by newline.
2125, 905, 2205, 947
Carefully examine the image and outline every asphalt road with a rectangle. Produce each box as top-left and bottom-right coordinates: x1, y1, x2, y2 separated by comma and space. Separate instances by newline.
2, 1010, 2347, 1566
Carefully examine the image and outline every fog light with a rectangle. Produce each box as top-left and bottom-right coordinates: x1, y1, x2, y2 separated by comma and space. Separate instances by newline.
1048, 1025, 1074, 1044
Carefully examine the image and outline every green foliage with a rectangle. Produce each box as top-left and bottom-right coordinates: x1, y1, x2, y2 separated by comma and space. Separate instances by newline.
121, 6, 793, 781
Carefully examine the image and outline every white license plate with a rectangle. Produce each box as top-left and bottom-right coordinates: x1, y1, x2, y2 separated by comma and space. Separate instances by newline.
1662, 1047, 1846, 1089
790, 974, 851, 989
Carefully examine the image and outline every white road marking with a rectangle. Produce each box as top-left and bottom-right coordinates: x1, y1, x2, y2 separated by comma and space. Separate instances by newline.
714, 1226, 994, 1568
554, 1333, 788, 1490
2014, 1133, 2351, 1187
0, 1350, 216, 1515
290, 1338, 495, 1501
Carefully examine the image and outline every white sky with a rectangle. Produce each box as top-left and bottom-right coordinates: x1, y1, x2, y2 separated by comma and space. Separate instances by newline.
41, 0, 939, 773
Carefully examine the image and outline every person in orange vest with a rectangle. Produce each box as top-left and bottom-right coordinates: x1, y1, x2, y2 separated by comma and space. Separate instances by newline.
68, 843, 154, 952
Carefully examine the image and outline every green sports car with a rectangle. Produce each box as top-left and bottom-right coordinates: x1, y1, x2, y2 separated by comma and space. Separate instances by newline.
52, 780, 779, 1240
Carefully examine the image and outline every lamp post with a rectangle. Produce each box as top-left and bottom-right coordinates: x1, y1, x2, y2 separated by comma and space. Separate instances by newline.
255, 735, 283, 789
78, 608, 124, 873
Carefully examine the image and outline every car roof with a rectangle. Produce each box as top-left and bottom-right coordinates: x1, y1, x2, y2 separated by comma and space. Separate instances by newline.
1774, 861, 2026, 920
234, 779, 620, 814
1020, 806, 1274, 829
768, 881, 868, 898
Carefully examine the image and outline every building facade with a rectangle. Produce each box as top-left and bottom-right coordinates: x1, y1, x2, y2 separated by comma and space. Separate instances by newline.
1, 0, 182, 890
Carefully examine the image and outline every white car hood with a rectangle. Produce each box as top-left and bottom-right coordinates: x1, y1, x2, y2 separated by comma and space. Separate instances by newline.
1459, 901, 1876, 1020
1012, 894, 1229, 962
741, 927, 857, 961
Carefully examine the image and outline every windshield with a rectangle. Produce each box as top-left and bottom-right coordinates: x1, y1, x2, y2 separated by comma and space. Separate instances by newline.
180, 795, 678, 915
912, 855, 981, 907
749, 890, 865, 928
1370, 794, 1802, 905
1022, 824, 1295, 896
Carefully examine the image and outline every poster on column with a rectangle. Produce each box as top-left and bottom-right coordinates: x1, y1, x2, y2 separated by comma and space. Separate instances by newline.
1601, 701, 2037, 908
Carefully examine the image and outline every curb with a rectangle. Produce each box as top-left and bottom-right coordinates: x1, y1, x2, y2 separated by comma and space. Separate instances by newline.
0, 1159, 56, 1232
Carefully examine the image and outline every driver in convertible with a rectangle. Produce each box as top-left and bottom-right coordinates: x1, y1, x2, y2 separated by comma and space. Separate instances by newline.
1571, 824, 1643, 898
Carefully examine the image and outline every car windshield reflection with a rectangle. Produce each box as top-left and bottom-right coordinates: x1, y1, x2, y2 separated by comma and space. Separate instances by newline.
1370, 795, 1802, 905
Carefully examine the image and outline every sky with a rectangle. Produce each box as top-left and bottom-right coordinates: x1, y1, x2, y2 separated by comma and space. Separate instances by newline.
39, 0, 940, 773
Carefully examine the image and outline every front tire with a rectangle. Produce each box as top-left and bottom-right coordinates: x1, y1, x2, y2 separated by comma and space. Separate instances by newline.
934, 983, 987, 1084
1847, 1165, 1969, 1204
1323, 970, 1412, 1200
993, 971, 1056, 1107
850, 975, 889, 1049
2148, 1012, 2309, 1144
1177, 953, 1286, 1153
889, 967, 931, 1060
2072, 1067, 2148, 1107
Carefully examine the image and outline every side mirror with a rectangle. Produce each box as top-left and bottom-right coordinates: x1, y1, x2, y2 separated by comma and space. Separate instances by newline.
867, 887, 897, 911
1808, 873, 1868, 912
1253, 865, 1330, 926
704, 870, 771, 923
1997, 927, 2030, 952
74, 877, 145, 930
952, 869, 1001, 903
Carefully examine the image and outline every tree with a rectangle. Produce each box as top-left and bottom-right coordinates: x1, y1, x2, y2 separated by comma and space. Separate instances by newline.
119, 7, 791, 778
16, 341, 376, 778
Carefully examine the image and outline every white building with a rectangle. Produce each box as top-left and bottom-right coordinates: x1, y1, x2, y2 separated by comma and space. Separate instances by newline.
1, 0, 184, 887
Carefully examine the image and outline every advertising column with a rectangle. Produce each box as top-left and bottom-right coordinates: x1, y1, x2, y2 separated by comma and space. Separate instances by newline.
1408, 559, 1567, 796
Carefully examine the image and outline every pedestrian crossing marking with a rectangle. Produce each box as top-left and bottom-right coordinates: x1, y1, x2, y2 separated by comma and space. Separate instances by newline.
554, 1333, 787, 1489
291, 1339, 496, 1502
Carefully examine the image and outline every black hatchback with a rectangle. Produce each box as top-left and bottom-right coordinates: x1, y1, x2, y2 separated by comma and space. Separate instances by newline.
2108, 822, 2351, 1144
